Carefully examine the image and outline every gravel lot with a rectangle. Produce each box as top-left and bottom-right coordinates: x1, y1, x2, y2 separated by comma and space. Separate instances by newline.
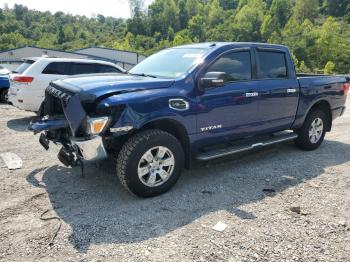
0, 101, 349, 262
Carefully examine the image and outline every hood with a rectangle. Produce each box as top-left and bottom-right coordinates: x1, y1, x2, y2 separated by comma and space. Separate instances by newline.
52, 74, 175, 102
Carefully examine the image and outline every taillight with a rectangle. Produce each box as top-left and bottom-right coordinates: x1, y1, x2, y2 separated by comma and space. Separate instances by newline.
343, 82, 350, 96
12, 75, 34, 83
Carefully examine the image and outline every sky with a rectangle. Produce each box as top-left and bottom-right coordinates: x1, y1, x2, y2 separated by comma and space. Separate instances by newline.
0, 0, 134, 19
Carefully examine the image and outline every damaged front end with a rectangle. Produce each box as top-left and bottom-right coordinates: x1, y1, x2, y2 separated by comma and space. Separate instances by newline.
28, 83, 108, 169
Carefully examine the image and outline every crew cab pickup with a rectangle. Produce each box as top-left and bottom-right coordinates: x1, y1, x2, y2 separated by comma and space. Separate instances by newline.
29, 42, 349, 197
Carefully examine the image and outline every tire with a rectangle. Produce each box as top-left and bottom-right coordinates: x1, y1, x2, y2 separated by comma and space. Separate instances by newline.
116, 129, 184, 197
0, 89, 8, 103
294, 108, 328, 150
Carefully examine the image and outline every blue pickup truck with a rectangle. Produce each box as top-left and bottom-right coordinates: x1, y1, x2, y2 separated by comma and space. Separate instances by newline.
29, 42, 349, 197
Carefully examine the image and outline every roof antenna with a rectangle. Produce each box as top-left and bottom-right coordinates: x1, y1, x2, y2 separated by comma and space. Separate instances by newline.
209, 43, 216, 47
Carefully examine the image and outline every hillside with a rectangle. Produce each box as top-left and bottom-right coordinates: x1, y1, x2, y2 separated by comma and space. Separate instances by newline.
1, 0, 350, 74
0, 4, 126, 51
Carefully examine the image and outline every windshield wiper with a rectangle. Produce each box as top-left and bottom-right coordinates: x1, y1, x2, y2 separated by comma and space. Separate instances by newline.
129, 72, 157, 78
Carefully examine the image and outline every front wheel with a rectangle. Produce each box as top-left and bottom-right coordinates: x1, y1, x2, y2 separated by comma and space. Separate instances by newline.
116, 129, 184, 197
294, 109, 327, 150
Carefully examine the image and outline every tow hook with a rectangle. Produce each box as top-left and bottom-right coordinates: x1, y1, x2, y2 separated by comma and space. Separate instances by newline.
39, 133, 50, 150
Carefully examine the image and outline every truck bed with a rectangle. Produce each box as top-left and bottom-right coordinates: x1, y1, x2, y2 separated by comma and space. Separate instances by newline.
293, 74, 347, 129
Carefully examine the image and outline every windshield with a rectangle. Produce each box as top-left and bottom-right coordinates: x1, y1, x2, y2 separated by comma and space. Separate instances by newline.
129, 48, 208, 78
13, 60, 35, 74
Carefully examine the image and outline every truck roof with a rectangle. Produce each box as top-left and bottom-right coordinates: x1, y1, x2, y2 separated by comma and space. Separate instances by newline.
173, 42, 289, 51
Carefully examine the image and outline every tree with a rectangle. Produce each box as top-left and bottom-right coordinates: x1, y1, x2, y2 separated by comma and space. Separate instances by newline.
13, 4, 28, 20
188, 15, 206, 41
207, 0, 224, 26
269, 0, 292, 27
324, 61, 335, 74
233, 0, 266, 41
293, 0, 319, 22
219, 0, 239, 9
261, 14, 279, 41
2, 0, 350, 74
57, 26, 65, 44
298, 61, 311, 73
323, 0, 350, 17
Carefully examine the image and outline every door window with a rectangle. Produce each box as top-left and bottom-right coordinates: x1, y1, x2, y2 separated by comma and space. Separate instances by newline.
96, 64, 122, 73
206, 51, 252, 82
14, 59, 36, 74
69, 63, 97, 75
42, 62, 69, 75
257, 51, 288, 79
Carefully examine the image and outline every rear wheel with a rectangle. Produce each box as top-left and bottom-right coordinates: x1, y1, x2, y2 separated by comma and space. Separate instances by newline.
116, 129, 184, 197
294, 109, 327, 150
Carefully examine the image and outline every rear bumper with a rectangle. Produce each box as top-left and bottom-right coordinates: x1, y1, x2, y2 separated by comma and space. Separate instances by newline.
8, 89, 40, 112
332, 106, 346, 119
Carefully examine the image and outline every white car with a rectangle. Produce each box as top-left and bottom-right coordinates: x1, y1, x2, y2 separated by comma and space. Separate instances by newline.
8, 57, 125, 112
0, 65, 10, 75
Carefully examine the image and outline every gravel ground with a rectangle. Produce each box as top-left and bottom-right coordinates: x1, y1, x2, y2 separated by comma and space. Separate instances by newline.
0, 101, 349, 262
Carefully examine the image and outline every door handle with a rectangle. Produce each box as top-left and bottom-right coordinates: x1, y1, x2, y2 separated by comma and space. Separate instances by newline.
245, 92, 259, 97
287, 88, 297, 93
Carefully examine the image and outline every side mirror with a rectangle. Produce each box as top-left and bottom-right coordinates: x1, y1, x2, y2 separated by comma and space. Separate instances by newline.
200, 72, 227, 90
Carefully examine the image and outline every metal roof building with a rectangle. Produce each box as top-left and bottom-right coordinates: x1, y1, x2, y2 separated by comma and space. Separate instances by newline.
75, 47, 146, 70
0, 46, 145, 70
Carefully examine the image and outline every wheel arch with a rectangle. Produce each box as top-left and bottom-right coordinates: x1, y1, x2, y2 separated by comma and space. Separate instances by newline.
140, 118, 191, 168
308, 100, 332, 131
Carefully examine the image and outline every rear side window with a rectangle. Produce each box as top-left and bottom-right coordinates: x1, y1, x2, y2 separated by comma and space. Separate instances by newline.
42, 62, 69, 75
70, 63, 97, 75
207, 51, 252, 82
96, 64, 121, 73
14, 60, 35, 74
257, 51, 288, 79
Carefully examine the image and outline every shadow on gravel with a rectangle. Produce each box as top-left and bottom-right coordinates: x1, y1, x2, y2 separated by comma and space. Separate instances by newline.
7, 116, 36, 132
26, 140, 350, 252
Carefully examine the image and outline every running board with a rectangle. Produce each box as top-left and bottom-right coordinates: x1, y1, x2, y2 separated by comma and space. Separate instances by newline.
196, 132, 298, 161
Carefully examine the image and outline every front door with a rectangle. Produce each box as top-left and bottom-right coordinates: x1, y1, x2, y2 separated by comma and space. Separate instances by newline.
195, 49, 260, 146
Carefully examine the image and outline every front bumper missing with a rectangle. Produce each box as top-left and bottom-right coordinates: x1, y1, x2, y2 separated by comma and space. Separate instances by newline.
71, 136, 107, 162
38, 131, 107, 167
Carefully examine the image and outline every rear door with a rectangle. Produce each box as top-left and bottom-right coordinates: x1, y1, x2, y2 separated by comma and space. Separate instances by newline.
69, 63, 96, 75
253, 48, 299, 132
69, 63, 122, 74
37, 62, 70, 105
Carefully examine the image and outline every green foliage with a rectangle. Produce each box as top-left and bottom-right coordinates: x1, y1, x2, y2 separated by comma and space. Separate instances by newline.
293, 0, 319, 22
270, 0, 292, 26
322, 0, 350, 17
123, 0, 350, 73
1, 1, 350, 74
324, 61, 335, 74
298, 61, 311, 73
0, 5, 126, 51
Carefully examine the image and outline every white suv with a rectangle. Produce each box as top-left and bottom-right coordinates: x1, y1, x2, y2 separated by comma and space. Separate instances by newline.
8, 57, 125, 112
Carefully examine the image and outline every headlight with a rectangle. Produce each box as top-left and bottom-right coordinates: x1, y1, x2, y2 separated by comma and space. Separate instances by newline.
86, 117, 110, 135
